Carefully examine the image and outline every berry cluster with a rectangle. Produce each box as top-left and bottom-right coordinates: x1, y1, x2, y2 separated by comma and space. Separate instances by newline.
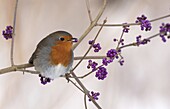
95, 66, 108, 80
159, 23, 170, 42
87, 60, 108, 80
2, 26, 13, 40
102, 49, 123, 66
87, 60, 98, 71
89, 40, 101, 52
39, 74, 51, 85
89, 91, 100, 101
123, 23, 130, 33
136, 15, 152, 31
136, 35, 150, 45
113, 38, 125, 46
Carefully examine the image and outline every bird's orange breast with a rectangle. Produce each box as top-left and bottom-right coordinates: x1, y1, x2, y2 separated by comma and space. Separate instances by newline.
50, 41, 72, 67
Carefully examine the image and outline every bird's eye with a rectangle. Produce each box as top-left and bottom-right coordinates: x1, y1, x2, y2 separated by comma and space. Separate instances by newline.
59, 37, 65, 41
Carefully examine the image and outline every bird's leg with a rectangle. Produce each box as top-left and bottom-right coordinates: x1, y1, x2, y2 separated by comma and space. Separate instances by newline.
64, 73, 71, 83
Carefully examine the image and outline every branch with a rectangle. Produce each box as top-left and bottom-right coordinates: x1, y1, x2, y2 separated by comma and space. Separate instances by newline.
72, 0, 107, 50
85, 0, 93, 23
68, 78, 85, 93
119, 33, 161, 49
150, 14, 170, 22
116, 30, 124, 49
17, 69, 39, 74
71, 72, 102, 109
96, 22, 139, 27
84, 94, 88, 109
0, 63, 33, 75
96, 14, 170, 27
74, 56, 105, 60
11, 0, 19, 66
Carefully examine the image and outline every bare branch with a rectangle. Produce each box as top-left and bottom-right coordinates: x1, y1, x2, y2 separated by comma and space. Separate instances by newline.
85, 0, 93, 23
116, 31, 124, 49
84, 94, 88, 109
97, 14, 170, 27
74, 56, 105, 60
119, 33, 161, 49
150, 14, 170, 22
68, 78, 85, 93
96, 22, 139, 27
17, 69, 39, 74
79, 64, 104, 79
0, 63, 33, 75
11, 0, 19, 66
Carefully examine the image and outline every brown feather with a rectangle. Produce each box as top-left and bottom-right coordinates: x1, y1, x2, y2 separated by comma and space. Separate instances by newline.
50, 36, 73, 67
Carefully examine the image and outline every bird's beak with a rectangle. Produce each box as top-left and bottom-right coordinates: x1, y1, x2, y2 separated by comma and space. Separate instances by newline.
68, 38, 78, 42
72, 38, 78, 42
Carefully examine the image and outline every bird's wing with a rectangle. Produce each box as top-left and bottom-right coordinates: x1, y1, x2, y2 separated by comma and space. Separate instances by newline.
29, 49, 38, 64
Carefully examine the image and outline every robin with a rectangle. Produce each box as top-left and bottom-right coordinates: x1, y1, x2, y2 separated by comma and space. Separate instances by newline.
29, 31, 77, 84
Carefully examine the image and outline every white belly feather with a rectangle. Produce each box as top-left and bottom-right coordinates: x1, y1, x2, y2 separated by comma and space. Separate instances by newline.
35, 64, 69, 79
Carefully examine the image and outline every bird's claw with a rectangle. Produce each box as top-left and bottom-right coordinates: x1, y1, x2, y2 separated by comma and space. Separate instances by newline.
65, 73, 71, 83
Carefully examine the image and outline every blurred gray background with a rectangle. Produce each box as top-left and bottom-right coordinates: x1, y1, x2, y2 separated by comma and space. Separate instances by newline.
0, 0, 170, 109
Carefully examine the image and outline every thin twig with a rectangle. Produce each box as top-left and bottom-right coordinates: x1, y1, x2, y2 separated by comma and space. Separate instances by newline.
11, 0, 19, 66
85, 0, 93, 23
79, 64, 104, 79
116, 31, 124, 49
72, 19, 107, 71
0, 63, 33, 75
71, 72, 102, 109
68, 78, 85, 93
119, 33, 161, 49
96, 22, 139, 27
84, 94, 88, 109
73, 0, 107, 50
96, 14, 170, 27
17, 69, 39, 74
74, 56, 105, 60
150, 14, 170, 22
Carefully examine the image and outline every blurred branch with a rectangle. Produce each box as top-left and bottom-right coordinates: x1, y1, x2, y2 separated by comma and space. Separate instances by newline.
85, 0, 93, 23
11, 0, 19, 66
